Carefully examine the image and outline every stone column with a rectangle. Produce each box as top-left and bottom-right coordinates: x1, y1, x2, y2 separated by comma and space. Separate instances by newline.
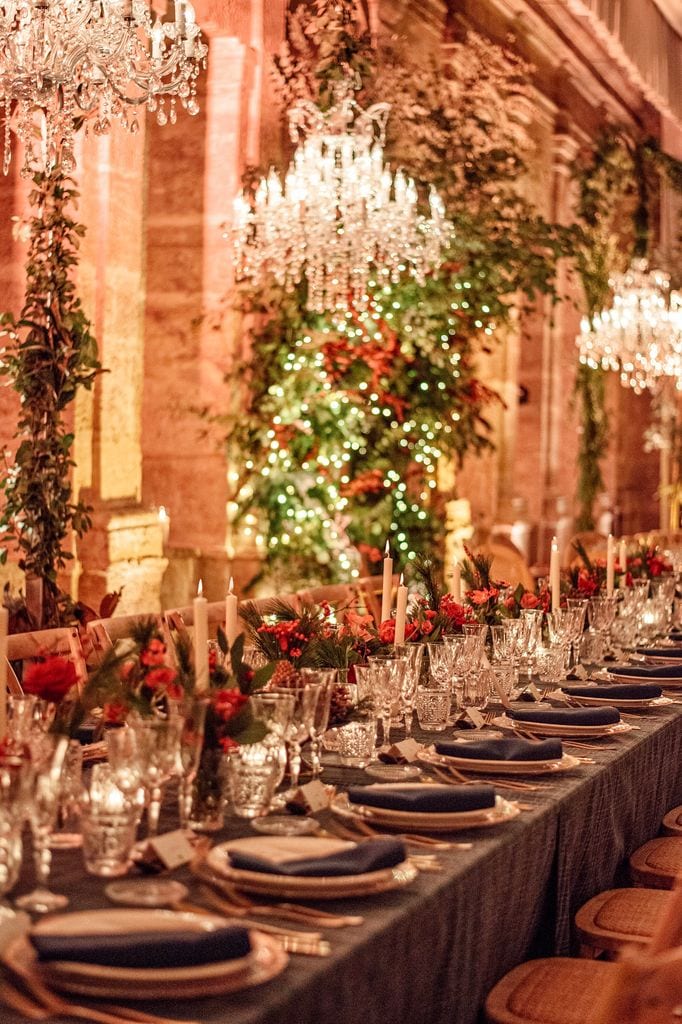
74, 122, 167, 614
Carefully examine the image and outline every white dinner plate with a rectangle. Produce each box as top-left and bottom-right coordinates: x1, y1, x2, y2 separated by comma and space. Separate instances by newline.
418, 745, 581, 775
332, 789, 520, 832
205, 836, 418, 899
494, 714, 633, 738
17, 910, 287, 999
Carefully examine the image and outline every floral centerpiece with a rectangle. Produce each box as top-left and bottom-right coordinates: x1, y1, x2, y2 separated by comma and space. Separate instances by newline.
625, 543, 673, 581
21, 653, 83, 738
566, 541, 629, 598
376, 557, 476, 643
461, 550, 547, 624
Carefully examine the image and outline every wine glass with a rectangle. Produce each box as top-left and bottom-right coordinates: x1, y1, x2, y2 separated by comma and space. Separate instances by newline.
272, 683, 323, 789
0, 745, 34, 922
394, 643, 425, 736
16, 735, 69, 914
299, 670, 336, 779
130, 716, 183, 837
367, 656, 406, 744
250, 691, 295, 787
177, 698, 209, 831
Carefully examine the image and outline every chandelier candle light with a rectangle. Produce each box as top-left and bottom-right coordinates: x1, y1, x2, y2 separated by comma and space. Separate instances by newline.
0, 0, 207, 175
577, 260, 682, 394
231, 83, 451, 313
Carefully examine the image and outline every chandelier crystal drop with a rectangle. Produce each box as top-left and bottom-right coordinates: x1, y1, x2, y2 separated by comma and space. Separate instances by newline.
577, 259, 682, 394
231, 86, 452, 313
0, 0, 207, 176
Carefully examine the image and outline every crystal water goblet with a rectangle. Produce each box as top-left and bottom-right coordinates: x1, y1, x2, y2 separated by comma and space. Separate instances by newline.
588, 597, 618, 654
177, 697, 209, 830
272, 682, 322, 789
299, 669, 336, 779
394, 643, 424, 736
129, 715, 183, 837
250, 691, 295, 787
16, 735, 69, 914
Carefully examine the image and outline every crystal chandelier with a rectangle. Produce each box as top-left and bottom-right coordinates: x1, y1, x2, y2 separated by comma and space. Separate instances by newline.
577, 259, 682, 394
0, 0, 207, 176
231, 85, 451, 313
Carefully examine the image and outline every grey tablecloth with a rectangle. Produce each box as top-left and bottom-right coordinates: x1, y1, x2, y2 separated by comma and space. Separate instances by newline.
6, 704, 682, 1024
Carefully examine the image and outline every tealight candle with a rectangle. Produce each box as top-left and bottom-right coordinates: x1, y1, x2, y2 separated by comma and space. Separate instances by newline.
193, 579, 209, 692
394, 574, 408, 646
380, 541, 393, 624
225, 577, 239, 649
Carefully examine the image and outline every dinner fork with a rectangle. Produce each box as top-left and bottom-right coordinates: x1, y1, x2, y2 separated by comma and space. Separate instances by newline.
430, 763, 545, 793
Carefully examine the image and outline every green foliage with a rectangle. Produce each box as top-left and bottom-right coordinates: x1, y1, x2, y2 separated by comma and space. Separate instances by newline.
222, 6, 574, 587
0, 171, 101, 626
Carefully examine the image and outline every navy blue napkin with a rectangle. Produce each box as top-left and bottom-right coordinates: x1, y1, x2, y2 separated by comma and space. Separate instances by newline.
562, 683, 662, 701
609, 664, 682, 679
228, 837, 406, 876
348, 784, 495, 813
636, 647, 682, 659
31, 925, 252, 968
510, 706, 620, 726
435, 738, 563, 762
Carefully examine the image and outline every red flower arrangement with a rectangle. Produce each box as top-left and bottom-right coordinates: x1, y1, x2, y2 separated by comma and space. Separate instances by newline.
23, 655, 78, 704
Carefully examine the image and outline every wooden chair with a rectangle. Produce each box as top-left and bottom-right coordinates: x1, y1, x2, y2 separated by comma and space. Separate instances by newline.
485, 882, 682, 1024
86, 613, 171, 665
478, 541, 535, 592
564, 531, 608, 567
295, 583, 357, 622
630, 838, 682, 889
7, 626, 87, 691
576, 888, 672, 958
662, 807, 682, 837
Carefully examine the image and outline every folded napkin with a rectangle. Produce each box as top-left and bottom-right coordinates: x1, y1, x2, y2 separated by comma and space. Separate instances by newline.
31, 925, 252, 968
228, 837, 406, 877
562, 683, 662, 701
347, 784, 495, 813
636, 647, 682, 659
510, 706, 620, 726
435, 738, 562, 762
609, 664, 682, 679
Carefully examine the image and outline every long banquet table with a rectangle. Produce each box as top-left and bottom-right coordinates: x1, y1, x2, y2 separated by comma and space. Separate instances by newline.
6, 703, 682, 1024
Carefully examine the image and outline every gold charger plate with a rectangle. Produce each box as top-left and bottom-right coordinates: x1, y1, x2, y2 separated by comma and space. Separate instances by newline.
332, 789, 520, 832
606, 670, 682, 686
205, 836, 418, 899
14, 911, 286, 1000
562, 693, 672, 710
418, 745, 581, 776
495, 714, 633, 738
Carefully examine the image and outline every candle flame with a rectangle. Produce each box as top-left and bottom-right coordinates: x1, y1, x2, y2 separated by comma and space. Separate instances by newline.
228, 576, 234, 594
197, 578, 203, 597
399, 572, 404, 585
158, 505, 169, 522
384, 540, 390, 556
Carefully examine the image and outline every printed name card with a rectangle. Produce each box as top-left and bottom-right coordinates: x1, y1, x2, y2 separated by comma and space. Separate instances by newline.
527, 683, 543, 702
288, 780, 331, 814
464, 707, 485, 729
148, 830, 196, 870
385, 739, 422, 763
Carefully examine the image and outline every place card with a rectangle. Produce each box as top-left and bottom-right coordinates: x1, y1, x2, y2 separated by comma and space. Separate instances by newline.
287, 779, 331, 814
460, 707, 485, 729
527, 683, 543, 702
148, 830, 196, 871
381, 739, 422, 763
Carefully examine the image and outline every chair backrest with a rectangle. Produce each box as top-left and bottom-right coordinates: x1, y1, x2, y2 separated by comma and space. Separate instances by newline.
593, 881, 682, 1024
479, 542, 535, 592
564, 531, 608, 567
7, 626, 87, 690
354, 574, 399, 625
295, 584, 357, 621
86, 614, 171, 664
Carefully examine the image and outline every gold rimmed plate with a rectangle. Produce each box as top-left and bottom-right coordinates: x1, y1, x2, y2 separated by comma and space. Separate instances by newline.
562, 693, 672, 710
494, 714, 633, 738
16, 909, 287, 1000
331, 788, 520, 832
205, 836, 418, 899
417, 745, 581, 776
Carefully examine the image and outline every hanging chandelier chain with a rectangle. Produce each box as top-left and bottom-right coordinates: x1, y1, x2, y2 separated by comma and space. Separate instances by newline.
0, 0, 207, 175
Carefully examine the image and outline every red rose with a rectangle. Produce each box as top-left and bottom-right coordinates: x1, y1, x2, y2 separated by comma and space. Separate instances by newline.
421, 621, 434, 635
103, 701, 128, 725
23, 656, 78, 703
144, 666, 178, 691
140, 638, 167, 667
214, 688, 249, 722
520, 592, 540, 609
379, 620, 396, 643
469, 589, 490, 606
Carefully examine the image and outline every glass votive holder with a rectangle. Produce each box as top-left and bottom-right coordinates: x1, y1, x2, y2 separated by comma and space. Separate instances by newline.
226, 744, 280, 819
81, 764, 138, 877
580, 631, 604, 665
535, 645, 567, 685
336, 718, 377, 768
415, 688, 451, 731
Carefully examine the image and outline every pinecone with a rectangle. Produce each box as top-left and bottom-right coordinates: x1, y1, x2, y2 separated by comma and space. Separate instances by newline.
329, 685, 352, 726
269, 659, 302, 688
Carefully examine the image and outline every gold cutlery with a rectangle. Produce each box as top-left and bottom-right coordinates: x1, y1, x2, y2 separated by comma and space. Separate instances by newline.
190, 890, 326, 945
192, 864, 364, 928
429, 763, 544, 793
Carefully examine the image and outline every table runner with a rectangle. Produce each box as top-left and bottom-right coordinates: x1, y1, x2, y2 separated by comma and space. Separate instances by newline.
5, 705, 682, 1024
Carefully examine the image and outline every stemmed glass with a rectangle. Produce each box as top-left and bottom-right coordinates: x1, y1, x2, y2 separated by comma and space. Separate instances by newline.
367, 655, 406, 744
354, 662, 392, 747
128, 715, 183, 837
299, 669, 336, 779
106, 727, 146, 812
272, 682, 323, 789
588, 597, 618, 655
16, 735, 69, 914
177, 698, 209, 831
0, 745, 34, 921
394, 644, 424, 736
250, 691, 295, 787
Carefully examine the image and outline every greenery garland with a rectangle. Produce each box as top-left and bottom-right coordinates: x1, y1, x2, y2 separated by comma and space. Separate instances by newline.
222, 1, 575, 588
0, 171, 101, 626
